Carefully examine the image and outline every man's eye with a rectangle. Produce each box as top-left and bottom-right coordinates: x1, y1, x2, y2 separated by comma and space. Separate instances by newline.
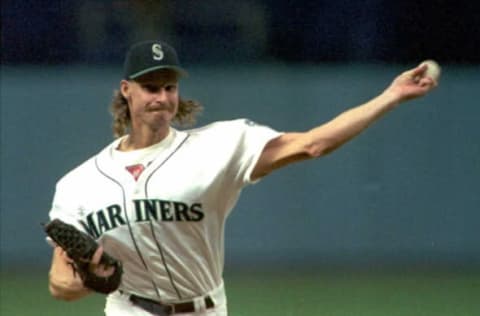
143, 85, 158, 92
165, 85, 177, 92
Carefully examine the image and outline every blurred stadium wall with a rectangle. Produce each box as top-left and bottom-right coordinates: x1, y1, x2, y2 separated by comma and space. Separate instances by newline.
1, 64, 479, 271
1, 1, 479, 272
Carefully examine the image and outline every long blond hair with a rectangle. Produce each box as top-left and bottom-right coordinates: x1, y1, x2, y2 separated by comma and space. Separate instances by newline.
110, 90, 203, 138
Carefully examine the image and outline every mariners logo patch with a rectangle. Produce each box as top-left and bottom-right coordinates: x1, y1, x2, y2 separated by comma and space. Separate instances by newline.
126, 164, 145, 181
152, 44, 164, 61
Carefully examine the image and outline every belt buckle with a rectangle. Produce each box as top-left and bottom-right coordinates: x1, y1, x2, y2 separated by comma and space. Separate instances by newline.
163, 302, 176, 315
129, 294, 175, 316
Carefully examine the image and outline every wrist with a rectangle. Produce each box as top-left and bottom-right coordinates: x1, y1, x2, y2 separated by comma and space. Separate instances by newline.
378, 89, 402, 109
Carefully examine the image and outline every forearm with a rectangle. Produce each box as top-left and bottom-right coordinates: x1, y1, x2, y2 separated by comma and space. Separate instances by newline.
306, 90, 400, 156
48, 247, 91, 301
49, 276, 91, 301
252, 64, 436, 178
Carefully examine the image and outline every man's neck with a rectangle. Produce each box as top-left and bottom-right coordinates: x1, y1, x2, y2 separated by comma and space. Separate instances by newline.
119, 127, 170, 151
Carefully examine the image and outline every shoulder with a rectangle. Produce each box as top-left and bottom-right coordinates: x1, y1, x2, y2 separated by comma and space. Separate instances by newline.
186, 118, 246, 132
55, 139, 120, 189
184, 118, 282, 158
186, 118, 276, 137
55, 156, 97, 189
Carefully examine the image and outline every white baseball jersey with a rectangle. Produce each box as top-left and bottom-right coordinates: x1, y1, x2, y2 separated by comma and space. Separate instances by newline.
48, 119, 281, 304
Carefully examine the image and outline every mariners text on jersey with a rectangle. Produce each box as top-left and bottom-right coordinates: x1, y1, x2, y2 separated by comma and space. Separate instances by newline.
80, 199, 204, 238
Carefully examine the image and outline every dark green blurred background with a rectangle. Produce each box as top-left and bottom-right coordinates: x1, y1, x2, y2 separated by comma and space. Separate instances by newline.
1, 270, 479, 315
1, 1, 479, 315
2, 63, 479, 316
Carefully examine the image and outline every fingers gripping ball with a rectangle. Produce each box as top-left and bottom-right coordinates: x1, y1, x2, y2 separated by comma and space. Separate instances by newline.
44, 219, 123, 294
419, 60, 441, 82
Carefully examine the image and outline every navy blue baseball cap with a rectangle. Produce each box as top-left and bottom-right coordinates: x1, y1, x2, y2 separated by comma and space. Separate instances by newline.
123, 40, 188, 79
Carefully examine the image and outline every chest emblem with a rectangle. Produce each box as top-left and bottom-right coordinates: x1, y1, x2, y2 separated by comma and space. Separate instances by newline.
126, 164, 145, 181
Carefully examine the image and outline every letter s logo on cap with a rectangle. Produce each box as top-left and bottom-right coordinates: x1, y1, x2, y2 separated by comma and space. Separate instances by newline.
152, 44, 164, 61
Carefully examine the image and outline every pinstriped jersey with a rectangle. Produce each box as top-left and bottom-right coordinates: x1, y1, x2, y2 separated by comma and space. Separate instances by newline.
48, 118, 281, 302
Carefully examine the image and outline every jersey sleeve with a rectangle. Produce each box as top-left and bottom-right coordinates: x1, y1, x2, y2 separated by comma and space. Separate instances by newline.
48, 177, 88, 230
229, 119, 283, 186
45, 182, 83, 247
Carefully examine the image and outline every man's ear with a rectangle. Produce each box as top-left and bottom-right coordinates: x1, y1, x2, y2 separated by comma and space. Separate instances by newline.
120, 80, 130, 99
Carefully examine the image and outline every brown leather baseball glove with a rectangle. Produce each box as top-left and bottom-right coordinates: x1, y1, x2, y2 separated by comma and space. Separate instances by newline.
44, 219, 123, 294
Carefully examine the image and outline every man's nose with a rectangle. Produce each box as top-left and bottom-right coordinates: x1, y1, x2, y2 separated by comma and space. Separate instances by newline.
153, 88, 168, 101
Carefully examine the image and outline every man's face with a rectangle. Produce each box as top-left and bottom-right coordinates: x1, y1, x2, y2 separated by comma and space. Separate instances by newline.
121, 70, 180, 133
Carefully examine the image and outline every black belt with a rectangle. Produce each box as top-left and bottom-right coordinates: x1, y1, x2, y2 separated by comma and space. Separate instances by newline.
129, 293, 214, 315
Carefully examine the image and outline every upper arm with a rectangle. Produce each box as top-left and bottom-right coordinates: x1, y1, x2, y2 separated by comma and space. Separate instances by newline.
251, 132, 327, 180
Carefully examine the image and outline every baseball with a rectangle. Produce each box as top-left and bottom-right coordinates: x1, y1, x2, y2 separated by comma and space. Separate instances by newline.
419, 59, 441, 81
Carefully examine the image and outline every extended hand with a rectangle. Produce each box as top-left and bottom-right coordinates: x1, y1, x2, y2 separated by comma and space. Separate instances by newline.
385, 64, 439, 102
